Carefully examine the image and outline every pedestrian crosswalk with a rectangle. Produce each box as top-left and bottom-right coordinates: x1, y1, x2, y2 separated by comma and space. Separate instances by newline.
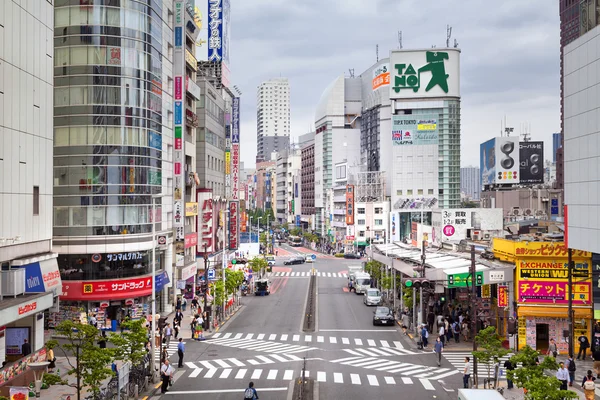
205, 335, 318, 354
181, 365, 448, 391
269, 271, 348, 278
185, 353, 303, 372
330, 356, 460, 380
155, 340, 184, 362
443, 351, 513, 379
210, 332, 407, 351
342, 346, 418, 356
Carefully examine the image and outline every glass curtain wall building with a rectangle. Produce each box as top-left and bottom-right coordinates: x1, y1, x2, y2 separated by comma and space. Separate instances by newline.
51, 0, 173, 321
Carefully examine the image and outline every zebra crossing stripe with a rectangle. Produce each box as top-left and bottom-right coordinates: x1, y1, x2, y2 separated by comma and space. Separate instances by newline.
333, 372, 344, 383
374, 362, 404, 371
317, 371, 326, 382
293, 335, 300, 342
281, 334, 288, 340
402, 377, 413, 384
235, 369, 247, 379
342, 338, 349, 344
213, 333, 222, 338
330, 337, 338, 344
365, 360, 399, 370
228, 358, 245, 367
213, 359, 231, 368
248, 359, 260, 365
223, 333, 232, 339
245, 333, 254, 339
267, 370, 278, 380
384, 376, 396, 384
331, 356, 361, 363
354, 359, 389, 368
381, 340, 390, 347
283, 370, 294, 380
367, 339, 376, 346
234, 333, 243, 339
355, 338, 363, 345
189, 367, 203, 378
317, 336, 324, 343
420, 379, 435, 390
199, 361, 217, 369
367, 375, 379, 386
257, 334, 265, 340
269, 334, 277, 340
393, 341, 404, 349
269, 354, 290, 362
350, 374, 361, 385
256, 355, 275, 364
204, 369, 218, 378
432, 370, 460, 380
251, 369, 262, 379
343, 357, 379, 366
219, 369, 232, 379
343, 349, 362, 356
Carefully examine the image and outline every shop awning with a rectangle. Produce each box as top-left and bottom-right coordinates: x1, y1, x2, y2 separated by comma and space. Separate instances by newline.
518, 306, 593, 319
13, 256, 62, 296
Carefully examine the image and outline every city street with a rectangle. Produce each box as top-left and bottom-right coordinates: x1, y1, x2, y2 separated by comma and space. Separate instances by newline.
156, 245, 464, 399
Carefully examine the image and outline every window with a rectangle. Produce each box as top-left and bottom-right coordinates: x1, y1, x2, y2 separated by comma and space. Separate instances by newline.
428, 189, 434, 195
375, 219, 383, 226
358, 231, 365, 237
357, 208, 365, 214
407, 190, 413, 195
375, 207, 383, 214
418, 189, 423, 195
396, 190, 402, 195
357, 219, 366, 225
33, 186, 40, 215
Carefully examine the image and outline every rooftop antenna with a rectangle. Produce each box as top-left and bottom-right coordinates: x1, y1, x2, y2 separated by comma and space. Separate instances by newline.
454, 38, 459, 48
348, 68, 355, 78
446, 25, 452, 48
398, 31, 403, 49
376, 44, 379, 62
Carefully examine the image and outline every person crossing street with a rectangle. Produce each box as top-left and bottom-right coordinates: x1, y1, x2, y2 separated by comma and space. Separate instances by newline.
177, 338, 185, 368
434, 336, 444, 367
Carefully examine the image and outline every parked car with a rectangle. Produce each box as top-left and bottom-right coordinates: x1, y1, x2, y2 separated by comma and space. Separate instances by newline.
363, 288, 382, 306
372, 306, 395, 326
344, 253, 361, 259
305, 254, 317, 263
284, 257, 305, 265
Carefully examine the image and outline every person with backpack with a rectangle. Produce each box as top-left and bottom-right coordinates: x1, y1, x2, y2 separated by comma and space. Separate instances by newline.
578, 334, 591, 360
582, 369, 596, 400
244, 381, 259, 399
566, 354, 576, 386
453, 321, 460, 343
421, 325, 429, 349
438, 323, 445, 346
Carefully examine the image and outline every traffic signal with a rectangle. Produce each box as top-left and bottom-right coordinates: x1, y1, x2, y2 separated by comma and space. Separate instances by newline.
507, 318, 517, 335
403, 278, 431, 289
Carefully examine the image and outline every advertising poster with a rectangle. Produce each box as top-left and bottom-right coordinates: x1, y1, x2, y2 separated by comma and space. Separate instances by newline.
519, 141, 544, 184
391, 114, 439, 146
480, 138, 496, 187
345, 185, 355, 225
495, 136, 520, 184
197, 191, 214, 253
229, 201, 239, 250
372, 63, 390, 91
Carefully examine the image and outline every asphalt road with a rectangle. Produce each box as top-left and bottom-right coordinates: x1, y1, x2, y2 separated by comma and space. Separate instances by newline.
155, 244, 463, 399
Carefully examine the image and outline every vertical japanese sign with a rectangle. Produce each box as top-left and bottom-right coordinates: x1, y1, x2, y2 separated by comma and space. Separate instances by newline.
173, 0, 185, 243
208, 0, 223, 62
345, 185, 355, 225
497, 285, 508, 308
231, 97, 240, 200
197, 191, 214, 253
229, 201, 238, 250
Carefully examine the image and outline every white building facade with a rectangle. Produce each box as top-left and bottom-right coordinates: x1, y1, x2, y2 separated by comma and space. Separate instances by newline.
461, 166, 481, 200
256, 78, 290, 162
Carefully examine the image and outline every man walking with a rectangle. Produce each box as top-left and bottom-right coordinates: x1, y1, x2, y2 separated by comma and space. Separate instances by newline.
160, 359, 174, 394
578, 334, 590, 360
401, 312, 411, 336
556, 362, 569, 391
177, 338, 185, 368
434, 336, 444, 367
504, 358, 515, 389
164, 323, 173, 346
566, 355, 576, 387
463, 357, 471, 388
22, 339, 31, 356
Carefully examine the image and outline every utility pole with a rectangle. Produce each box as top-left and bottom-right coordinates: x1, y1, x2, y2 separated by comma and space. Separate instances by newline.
568, 248, 574, 357
203, 244, 210, 331
471, 245, 478, 387
420, 235, 426, 327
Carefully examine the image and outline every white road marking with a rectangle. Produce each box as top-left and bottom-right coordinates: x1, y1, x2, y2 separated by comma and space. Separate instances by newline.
342, 337, 350, 344
402, 377, 413, 384
384, 376, 396, 385
329, 337, 338, 344
189, 367, 203, 378
199, 361, 217, 369
284, 354, 303, 361
204, 369, 217, 378
234, 369, 247, 379
293, 335, 300, 342
327, 272, 332, 277
251, 369, 263, 379
420, 379, 435, 390
394, 341, 404, 349
185, 362, 197, 369
281, 334, 288, 341
367, 339, 376, 346
256, 355, 275, 364
305, 335, 312, 342
354, 338, 363, 345
269, 354, 290, 362
317, 336, 324, 343
317, 371, 326, 382
430, 370, 460, 380
350, 374, 361, 385
248, 359, 260, 365
245, 333, 254, 339
367, 375, 379, 386
227, 358, 245, 367
257, 334, 265, 340
219, 369, 232, 379
267, 370, 278, 380
269, 334, 277, 340
380, 340, 390, 347
213, 359, 231, 368
164, 388, 289, 395
283, 370, 294, 380
343, 349, 361, 356
331, 356, 362, 363
334, 373, 344, 383
222, 333, 232, 338
212, 333, 222, 338
234, 333, 243, 339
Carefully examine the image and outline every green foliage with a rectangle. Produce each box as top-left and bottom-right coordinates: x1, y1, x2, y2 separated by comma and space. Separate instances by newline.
472, 326, 509, 380
109, 318, 148, 367
43, 372, 67, 386
0, 396, 9, 400
381, 276, 393, 291
248, 256, 268, 273
303, 232, 318, 243
49, 321, 115, 400
289, 227, 302, 237
334, 253, 344, 258
364, 260, 383, 281
508, 345, 576, 400
225, 269, 245, 295
259, 232, 268, 246
211, 280, 225, 310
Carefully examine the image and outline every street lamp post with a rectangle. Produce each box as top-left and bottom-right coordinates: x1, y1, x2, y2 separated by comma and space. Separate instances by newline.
266, 215, 270, 254
257, 217, 262, 252
249, 216, 253, 244
222, 209, 230, 320
150, 193, 163, 383
203, 244, 210, 332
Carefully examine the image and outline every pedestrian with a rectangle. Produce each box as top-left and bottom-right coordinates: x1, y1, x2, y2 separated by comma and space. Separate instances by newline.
421, 325, 429, 348
556, 362, 569, 391
434, 336, 444, 367
161, 346, 168, 364
47, 345, 56, 373
160, 359, 174, 394
177, 338, 185, 368
566, 354, 576, 386
182, 297, 187, 312
438, 323, 445, 346
463, 357, 471, 388
175, 296, 182, 311
444, 318, 451, 345
578, 334, 591, 360
401, 313, 411, 336
89, 313, 98, 328
22, 339, 31, 356
427, 312, 434, 333
191, 297, 198, 312
98, 331, 107, 348
594, 347, 600, 376
453, 320, 460, 343
461, 320, 469, 342
173, 321, 180, 340
504, 358, 515, 389
164, 323, 172, 346
582, 369, 596, 400
194, 314, 205, 340
244, 381, 259, 399
548, 338, 558, 358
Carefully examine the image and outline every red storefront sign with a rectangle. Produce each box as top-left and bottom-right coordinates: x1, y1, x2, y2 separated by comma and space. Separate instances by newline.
60, 276, 153, 301
229, 201, 238, 250
185, 233, 198, 249
18, 302, 37, 315
497, 285, 508, 308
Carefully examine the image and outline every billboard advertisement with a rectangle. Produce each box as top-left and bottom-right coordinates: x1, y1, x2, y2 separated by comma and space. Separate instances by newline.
197, 190, 214, 253
232, 97, 240, 143
480, 138, 495, 187
372, 63, 390, 91
232, 144, 240, 200
432, 208, 504, 246
495, 136, 520, 185
345, 185, 355, 225
391, 114, 438, 146
519, 141, 544, 184
389, 49, 460, 100
229, 201, 238, 250
207, 0, 224, 62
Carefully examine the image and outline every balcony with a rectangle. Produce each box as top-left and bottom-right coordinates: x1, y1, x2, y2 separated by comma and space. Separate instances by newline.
186, 107, 199, 128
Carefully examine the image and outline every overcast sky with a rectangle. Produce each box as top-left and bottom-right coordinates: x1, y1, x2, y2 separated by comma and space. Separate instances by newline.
228, 0, 560, 170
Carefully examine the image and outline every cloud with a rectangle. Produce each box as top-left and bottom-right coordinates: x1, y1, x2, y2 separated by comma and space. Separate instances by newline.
228, 0, 560, 168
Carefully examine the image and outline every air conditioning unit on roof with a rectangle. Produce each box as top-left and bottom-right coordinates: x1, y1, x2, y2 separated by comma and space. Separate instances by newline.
511, 208, 521, 216
523, 208, 533, 217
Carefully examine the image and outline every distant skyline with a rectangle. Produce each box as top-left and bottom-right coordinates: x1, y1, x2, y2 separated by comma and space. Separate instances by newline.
228, 0, 560, 168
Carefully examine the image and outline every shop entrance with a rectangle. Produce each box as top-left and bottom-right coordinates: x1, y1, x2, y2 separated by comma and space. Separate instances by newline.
536, 323, 550, 351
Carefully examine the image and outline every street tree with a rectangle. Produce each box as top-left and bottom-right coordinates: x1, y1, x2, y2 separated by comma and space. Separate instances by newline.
225, 269, 245, 296
248, 256, 269, 277
289, 227, 302, 237
109, 318, 148, 367
472, 326, 509, 384
507, 345, 577, 400
47, 321, 114, 400
210, 280, 225, 316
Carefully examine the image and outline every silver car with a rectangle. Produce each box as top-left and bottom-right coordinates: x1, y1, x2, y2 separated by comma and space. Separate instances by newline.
363, 288, 382, 306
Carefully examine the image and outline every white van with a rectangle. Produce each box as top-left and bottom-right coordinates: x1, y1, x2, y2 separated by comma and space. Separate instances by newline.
354, 272, 371, 294
458, 389, 505, 400
348, 266, 363, 281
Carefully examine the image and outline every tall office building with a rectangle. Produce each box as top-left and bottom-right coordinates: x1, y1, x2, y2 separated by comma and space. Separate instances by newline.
552, 132, 562, 163
52, 1, 196, 319
460, 167, 481, 200
256, 78, 290, 162
0, 0, 61, 369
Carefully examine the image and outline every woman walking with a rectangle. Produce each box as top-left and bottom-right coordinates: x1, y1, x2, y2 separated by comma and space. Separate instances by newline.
582, 369, 596, 400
